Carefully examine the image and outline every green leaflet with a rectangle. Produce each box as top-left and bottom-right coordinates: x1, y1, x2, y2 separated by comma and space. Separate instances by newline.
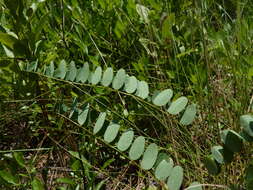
54, 60, 67, 79
104, 122, 120, 143
13, 152, 25, 168
187, 182, 202, 190
117, 130, 134, 151
101, 67, 114, 86
180, 104, 197, 125
93, 112, 107, 134
112, 68, 126, 90
211, 146, 224, 164
0, 170, 18, 185
140, 143, 159, 170
91, 66, 102, 85
56, 177, 75, 185
155, 160, 173, 181
211, 146, 234, 164
26, 60, 38, 72
124, 75, 138, 94
76, 62, 90, 83
154, 152, 173, 168
203, 156, 220, 175
220, 130, 243, 153
129, 136, 145, 160
167, 166, 183, 190
167, 96, 188, 115
45, 61, 54, 77
152, 89, 173, 106
78, 104, 89, 125
65, 61, 77, 81
31, 178, 45, 190
136, 81, 149, 99
240, 115, 253, 137
0, 32, 18, 49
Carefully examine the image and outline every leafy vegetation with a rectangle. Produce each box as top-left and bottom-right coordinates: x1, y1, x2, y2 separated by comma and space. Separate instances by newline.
0, 0, 253, 189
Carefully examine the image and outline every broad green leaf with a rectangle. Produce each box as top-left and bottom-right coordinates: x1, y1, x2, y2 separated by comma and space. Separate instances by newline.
188, 182, 202, 190
154, 152, 173, 168
240, 115, 253, 137
104, 122, 120, 143
162, 13, 175, 39
13, 152, 25, 168
129, 136, 145, 160
101, 67, 114, 86
140, 143, 158, 170
203, 156, 220, 175
211, 146, 224, 164
69, 97, 78, 118
31, 178, 45, 190
220, 130, 243, 153
0, 32, 18, 49
54, 60, 67, 79
112, 68, 126, 90
167, 166, 183, 190
78, 104, 89, 125
180, 104, 197, 125
136, 81, 149, 99
56, 177, 75, 185
167, 96, 188, 115
45, 61, 54, 77
117, 130, 134, 151
155, 160, 173, 181
124, 76, 138, 94
26, 61, 38, 72
91, 66, 102, 85
0, 170, 18, 185
152, 89, 173, 106
211, 146, 234, 164
94, 112, 107, 134
94, 179, 106, 190
76, 62, 90, 83
65, 61, 77, 81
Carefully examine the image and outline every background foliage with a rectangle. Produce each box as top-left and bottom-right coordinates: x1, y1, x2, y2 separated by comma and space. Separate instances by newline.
0, 0, 253, 189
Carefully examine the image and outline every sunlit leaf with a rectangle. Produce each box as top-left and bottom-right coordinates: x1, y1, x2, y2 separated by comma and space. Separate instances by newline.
140, 143, 158, 170
167, 166, 183, 190
124, 75, 138, 94
91, 66, 102, 85
155, 160, 173, 181
94, 112, 107, 134
65, 61, 77, 81
152, 89, 173, 106
104, 122, 120, 143
167, 96, 188, 115
76, 62, 90, 83
112, 68, 126, 90
117, 130, 134, 151
136, 81, 149, 99
129, 136, 145, 160
180, 104, 197, 125
101, 67, 114, 86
